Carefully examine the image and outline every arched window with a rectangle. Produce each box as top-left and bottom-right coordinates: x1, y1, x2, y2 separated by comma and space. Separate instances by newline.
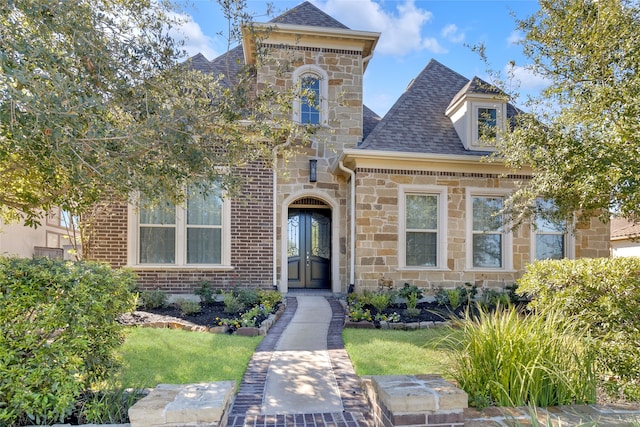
292, 65, 328, 125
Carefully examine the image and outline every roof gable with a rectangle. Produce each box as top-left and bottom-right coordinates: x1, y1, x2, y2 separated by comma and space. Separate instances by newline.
360, 59, 482, 155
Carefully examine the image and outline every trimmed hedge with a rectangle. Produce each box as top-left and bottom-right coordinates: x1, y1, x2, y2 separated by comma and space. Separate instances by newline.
0, 257, 136, 425
517, 257, 640, 399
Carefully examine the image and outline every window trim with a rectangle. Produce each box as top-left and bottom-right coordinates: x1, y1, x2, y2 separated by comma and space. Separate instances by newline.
471, 101, 505, 148
127, 191, 232, 269
292, 65, 328, 126
530, 201, 575, 262
398, 185, 448, 270
465, 188, 513, 271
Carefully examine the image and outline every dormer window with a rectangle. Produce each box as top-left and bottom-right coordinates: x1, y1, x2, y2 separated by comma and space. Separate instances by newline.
477, 107, 497, 140
445, 76, 510, 152
292, 65, 328, 125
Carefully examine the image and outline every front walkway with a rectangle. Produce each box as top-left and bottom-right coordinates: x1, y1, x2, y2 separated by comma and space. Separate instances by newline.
227, 295, 373, 427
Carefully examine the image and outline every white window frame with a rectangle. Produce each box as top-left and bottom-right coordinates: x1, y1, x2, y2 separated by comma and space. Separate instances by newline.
465, 188, 513, 271
398, 185, 448, 270
127, 190, 232, 269
292, 65, 328, 126
471, 101, 505, 147
530, 200, 575, 261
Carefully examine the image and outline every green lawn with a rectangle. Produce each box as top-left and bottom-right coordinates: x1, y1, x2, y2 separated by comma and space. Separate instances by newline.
117, 327, 261, 388
342, 327, 456, 377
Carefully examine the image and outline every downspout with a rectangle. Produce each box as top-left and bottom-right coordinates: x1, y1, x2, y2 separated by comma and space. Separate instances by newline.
272, 139, 291, 290
338, 160, 356, 292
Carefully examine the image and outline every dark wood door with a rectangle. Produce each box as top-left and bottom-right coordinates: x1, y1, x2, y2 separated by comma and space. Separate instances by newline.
287, 209, 331, 289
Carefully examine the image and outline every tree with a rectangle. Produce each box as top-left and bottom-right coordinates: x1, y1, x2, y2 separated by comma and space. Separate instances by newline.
0, 0, 305, 229
494, 0, 640, 227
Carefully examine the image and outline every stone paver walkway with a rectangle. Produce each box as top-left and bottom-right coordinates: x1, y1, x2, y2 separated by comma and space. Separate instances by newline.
227, 295, 373, 427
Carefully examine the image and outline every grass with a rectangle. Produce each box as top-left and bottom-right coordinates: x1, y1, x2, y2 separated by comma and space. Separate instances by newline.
342, 327, 455, 377
116, 327, 261, 388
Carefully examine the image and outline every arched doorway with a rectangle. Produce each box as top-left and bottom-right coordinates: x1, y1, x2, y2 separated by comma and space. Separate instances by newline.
287, 198, 331, 290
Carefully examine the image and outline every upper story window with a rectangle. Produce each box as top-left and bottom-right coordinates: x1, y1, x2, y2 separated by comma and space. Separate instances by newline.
477, 107, 497, 140
532, 199, 573, 260
292, 65, 328, 126
466, 188, 513, 270
130, 183, 231, 267
399, 186, 448, 269
300, 75, 321, 125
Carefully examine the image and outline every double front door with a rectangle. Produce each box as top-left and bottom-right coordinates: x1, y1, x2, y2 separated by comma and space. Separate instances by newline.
287, 209, 331, 289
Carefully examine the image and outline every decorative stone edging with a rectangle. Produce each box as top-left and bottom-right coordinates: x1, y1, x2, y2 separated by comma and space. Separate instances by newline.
121, 301, 287, 336
344, 319, 452, 330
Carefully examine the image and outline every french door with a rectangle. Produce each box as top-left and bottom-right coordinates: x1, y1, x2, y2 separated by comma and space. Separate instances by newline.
287, 209, 331, 289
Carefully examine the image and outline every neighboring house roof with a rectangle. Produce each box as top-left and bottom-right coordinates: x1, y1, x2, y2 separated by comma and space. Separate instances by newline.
360, 59, 518, 155
269, 1, 349, 29
611, 217, 640, 241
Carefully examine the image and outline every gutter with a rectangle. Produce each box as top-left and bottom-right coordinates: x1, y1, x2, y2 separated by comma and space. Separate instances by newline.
338, 160, 356, 291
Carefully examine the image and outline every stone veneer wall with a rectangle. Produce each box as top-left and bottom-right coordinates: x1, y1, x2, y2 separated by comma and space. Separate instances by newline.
89, 162, 274, 293
353, 168, 610, 292
259, 44, 365, 293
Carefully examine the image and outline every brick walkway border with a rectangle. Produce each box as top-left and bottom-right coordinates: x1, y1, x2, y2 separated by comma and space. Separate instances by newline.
228, 296, 373, 427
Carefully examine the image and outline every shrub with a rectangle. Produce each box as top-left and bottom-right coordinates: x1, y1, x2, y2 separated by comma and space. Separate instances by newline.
139, 289, 168, 309
443, 307, 597, 408
235, 288, 260, 307
446, 289, 462, 309
398, 283, 423, 301
175, 298, 201, 315
517, 257, 640, 400
0, 257, 136, 426
194, 281, 216, 305
402, 307, 421, 319
370, 291, 393, 312
258, 289, 282, 310
222, 291, 245, 314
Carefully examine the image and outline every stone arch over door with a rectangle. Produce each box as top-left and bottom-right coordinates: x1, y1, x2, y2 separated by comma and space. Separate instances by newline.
280, 191, 341, 294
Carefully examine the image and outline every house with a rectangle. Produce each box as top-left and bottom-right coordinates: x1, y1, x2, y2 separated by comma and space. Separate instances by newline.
0, 207, 77, 260
610, 217, 640, 257
15, 2, 609, 294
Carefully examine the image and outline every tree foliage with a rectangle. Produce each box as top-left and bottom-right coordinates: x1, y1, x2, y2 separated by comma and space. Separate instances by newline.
0, 0, 305, 227
495, 0, 640, 226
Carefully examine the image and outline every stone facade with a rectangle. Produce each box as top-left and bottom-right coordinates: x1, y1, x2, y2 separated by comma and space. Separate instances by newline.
351, 167, 610, 292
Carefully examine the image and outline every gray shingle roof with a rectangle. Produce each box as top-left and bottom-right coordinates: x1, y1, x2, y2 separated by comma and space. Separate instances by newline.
360, 59, 481, 155
362, 105, 381, 141
270, 1, 349, 29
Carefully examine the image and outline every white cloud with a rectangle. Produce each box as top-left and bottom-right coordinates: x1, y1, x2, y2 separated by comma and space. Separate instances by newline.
168, 12, 219, 60
314, 0, 446, 56
507, 30, 523, 46
505, 63, 550, 92
441, 24, 465, 44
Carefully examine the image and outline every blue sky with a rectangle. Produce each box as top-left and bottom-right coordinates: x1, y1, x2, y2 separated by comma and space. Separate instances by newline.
172, 0, 544, 116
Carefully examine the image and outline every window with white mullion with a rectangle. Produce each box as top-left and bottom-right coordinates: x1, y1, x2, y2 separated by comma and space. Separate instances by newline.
533, 199, 566, 260
472, 196, 504, 268
405, 194, 438, 267
186, 187, 223, 264
139, 200, 177, 264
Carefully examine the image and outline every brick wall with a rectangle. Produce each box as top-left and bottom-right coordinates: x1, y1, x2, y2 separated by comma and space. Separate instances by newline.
89, 163, 274, 293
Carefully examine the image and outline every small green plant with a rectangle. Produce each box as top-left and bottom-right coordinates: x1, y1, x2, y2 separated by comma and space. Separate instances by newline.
140, 289, 168, 309
240, 304, 271, 327
349, 303, 373, 322
479, 289, 510, 309
175, 298, 201, 315
370, 291, 393, 312
398, 283, 424, 301
235, 288, 260, 307
446, 289, 462, 309
194, 281, 215, 304
77, 387, 145, 424
405, 290, 419, 310
402, 307, 421, 319
222, 291, 245, 314
258, 289, 282, 309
